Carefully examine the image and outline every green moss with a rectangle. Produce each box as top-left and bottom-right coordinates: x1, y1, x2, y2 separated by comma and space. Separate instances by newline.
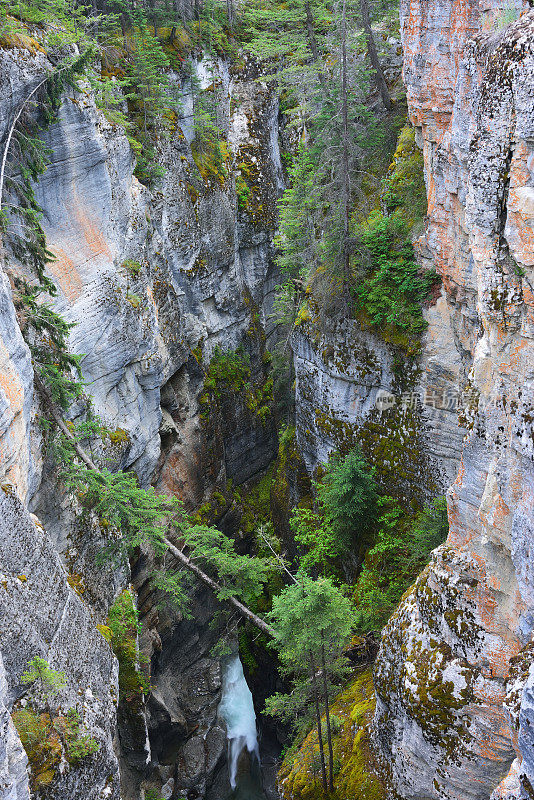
206, 346, 251, 397
381, 125, 427, 230
104, 427, 130, 445
235, 142, 277, 227
191, 136, 229, 188
312, 392, 436, 508
278, 670, 387, 800
106, 589, 150, 704
12, 709, 62, 791
193, 491, 229, 525
402, 638, 475, 752
202, 345, 273, 425
12, 707, 99, 791
239, 463, 275, 535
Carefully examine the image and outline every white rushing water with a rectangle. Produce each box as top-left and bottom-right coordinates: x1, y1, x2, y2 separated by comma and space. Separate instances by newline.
218, 655, 260, 789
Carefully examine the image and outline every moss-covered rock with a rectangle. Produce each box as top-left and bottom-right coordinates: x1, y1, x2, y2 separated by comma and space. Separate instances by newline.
278, 669, 387, 800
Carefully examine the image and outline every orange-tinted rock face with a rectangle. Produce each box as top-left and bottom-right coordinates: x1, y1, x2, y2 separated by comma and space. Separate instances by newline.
374, 3, 534, 798
0, 268, 37, 501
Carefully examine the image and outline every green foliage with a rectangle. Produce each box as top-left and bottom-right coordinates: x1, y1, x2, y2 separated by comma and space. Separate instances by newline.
53, 450, 276, 616
353, 495, 448, 633
56, 709, 100, 764
59, 465, 173, 559
276, 146, 319, 281
265, 575, 353, 736
90, 73, 131, 130
151, 567, 192, 616
205, 346, 251, 397
354, 213, 438, 347
269, 573, 354, 661
316, 449, 379, 561
184, 521, 275, 608
106, 589, 150, 702
21, 657, 66, 704
278, 670, 386, 800
144, 788, 165, 800
121, 259, 142, 278
14, 657, 100, 789
0, 0, 94, 48
236, 172, 252, 209
204, 345, 273, 423
14, 281, 83, 409
11, 708, 61, 790
290, 507, 337, 577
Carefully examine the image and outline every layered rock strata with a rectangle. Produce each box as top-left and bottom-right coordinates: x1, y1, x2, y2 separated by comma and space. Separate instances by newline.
373, 3, 534, 798
0, 41, 282, 799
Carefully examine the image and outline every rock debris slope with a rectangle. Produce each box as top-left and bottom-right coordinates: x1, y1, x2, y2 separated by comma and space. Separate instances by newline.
373, 2, 534, 799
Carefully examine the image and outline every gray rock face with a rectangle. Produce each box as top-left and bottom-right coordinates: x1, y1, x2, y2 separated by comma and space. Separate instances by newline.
0, 490, 120, 800
373, 3, 534, 799
23, 56, 280, 503
293, 309, 463, 499
0, 42, 282, 800
0, 653, 29, 800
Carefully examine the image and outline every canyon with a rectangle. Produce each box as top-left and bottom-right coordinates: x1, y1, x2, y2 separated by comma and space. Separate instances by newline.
0, 1, 533, 799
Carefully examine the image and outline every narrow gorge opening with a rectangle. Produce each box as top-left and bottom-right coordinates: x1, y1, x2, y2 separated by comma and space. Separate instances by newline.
0, 1, 533, 800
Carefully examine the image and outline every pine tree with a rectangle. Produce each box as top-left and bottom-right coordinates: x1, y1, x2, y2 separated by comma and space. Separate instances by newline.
21, 657, 67, 726
317, 449, 379, 563
266, 575, 353, 794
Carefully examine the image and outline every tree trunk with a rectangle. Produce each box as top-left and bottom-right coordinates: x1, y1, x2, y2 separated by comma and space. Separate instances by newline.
147, 0, 158, 34
226, 0, 234, 27
321, 637, 335, 792
33, 374, 275, 640
308, 651, 328, 796
358, 0, 392, 111
340, 0, 351, 300
304, 0, 328, 97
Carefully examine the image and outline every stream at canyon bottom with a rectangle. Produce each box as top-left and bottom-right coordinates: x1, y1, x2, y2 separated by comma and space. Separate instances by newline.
218, 655, 267, 800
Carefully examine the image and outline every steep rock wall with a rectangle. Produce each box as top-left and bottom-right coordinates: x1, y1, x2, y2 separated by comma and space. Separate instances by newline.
0, 42, 282, 799
373, 3, 534, 798
0, 490, 120, 800
293, 301, 464, 499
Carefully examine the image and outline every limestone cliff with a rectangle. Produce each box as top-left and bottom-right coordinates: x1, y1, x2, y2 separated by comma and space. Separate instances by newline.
373, 2, 534, 798
0, 38, 282, 800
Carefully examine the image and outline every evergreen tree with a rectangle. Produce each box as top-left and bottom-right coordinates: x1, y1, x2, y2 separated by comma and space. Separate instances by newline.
21, 657, 67, 725
266, 575, 353, 793
353, 495, 448, 633
316, 449, 379, 562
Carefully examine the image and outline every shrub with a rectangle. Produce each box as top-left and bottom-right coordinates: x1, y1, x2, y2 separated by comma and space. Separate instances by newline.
353, 495, 448, 633
316, 449, 379, 559
122, 259, 142, 278
12, 709, 61, 790
55, 709, 100, 764
206, 346, 251, 397
355, 214, 439, 347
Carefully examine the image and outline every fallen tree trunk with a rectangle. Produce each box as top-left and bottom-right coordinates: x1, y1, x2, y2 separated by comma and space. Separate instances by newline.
34, 373, 275, 638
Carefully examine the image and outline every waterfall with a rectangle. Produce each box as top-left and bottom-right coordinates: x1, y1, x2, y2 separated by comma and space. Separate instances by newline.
218, 655, 260, 790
